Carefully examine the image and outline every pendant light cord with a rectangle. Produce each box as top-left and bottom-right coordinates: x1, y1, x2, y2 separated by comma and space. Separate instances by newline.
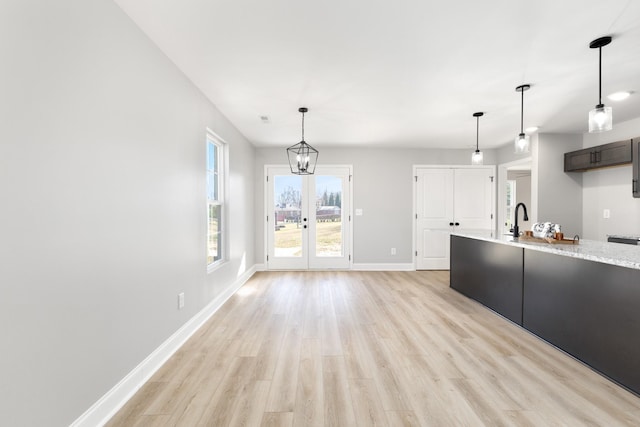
598, 46, 603, 106
520, 87, 524, 133
476, 115, 479, 151
301, 111, 305, 141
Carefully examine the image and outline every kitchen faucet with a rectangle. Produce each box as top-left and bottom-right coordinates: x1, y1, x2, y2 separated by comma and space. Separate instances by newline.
512, 202, 529, 238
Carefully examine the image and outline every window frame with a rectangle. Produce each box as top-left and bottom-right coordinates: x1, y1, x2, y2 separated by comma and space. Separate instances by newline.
206, 130, 226, 271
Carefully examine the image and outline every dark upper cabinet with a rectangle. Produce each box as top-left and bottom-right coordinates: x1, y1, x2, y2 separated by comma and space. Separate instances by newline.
633, 138, 639, 198
564, 139, 632, 172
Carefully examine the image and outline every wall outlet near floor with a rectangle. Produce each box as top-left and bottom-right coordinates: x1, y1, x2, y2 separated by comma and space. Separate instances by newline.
603, 209, 611, 219
391, 248, 396, 255
178, 292, 185, 309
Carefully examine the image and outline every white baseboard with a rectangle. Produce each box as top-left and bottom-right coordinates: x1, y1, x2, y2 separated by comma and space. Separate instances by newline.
258, 263, 415, 272
70, 265, 257, 427
351, 263, 415, 271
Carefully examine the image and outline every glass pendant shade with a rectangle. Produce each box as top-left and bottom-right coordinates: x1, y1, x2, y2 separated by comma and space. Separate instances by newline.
588, 104, 613, 133
286, 107, 318, 175
471, 149, 484, 165
514, 132, 530, 154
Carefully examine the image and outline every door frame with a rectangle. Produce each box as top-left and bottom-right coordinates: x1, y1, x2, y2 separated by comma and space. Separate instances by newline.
264, 164, 353, 270
412, 164, 496, 271
497, 157, 536, 237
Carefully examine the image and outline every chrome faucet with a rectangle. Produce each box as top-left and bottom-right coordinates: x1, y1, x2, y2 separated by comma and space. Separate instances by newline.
513, 202, 529, 238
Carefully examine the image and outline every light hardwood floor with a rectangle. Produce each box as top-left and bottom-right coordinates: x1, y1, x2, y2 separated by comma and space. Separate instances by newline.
107, 271, 640, 426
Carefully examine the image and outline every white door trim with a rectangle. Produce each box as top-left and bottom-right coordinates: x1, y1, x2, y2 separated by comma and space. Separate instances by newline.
497, 157, 535, 237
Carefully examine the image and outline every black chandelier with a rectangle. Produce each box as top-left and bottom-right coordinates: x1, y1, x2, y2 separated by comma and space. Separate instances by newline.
286, 107, 318, 175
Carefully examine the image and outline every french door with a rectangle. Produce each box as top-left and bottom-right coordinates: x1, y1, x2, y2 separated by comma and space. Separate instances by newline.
266, 166, 351, 270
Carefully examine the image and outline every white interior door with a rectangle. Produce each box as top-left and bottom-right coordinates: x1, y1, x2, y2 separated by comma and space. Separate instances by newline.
416, 168, 454, 270
266, 166, 351, 270
416, 166, 495, 270
453, 168, 494, 232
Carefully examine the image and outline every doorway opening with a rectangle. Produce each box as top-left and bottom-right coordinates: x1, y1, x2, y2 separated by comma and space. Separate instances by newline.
498, 158, 534, 236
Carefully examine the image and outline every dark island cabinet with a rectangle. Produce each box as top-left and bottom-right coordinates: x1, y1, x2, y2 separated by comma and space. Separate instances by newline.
450, 235, 524, 325
564, 139, 632, 172
523, 250, 640, 396
450, 234, 640, 396
633, 138, 639, 198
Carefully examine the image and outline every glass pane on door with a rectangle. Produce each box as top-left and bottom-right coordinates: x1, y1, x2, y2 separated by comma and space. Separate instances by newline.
314, 175, 343, 257
273, 175, 303, 257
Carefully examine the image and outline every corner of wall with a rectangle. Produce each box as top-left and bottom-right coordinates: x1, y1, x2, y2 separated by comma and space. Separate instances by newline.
70, 266, 257, 427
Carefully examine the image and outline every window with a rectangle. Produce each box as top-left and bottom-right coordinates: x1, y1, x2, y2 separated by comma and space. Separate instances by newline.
207, 133, 225, 267
505, 180, 516, 234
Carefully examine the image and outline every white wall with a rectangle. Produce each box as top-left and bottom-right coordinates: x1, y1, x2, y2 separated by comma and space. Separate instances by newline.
0, 2, 254, 426
582, 116, 640, 240
255, 147, 498, 265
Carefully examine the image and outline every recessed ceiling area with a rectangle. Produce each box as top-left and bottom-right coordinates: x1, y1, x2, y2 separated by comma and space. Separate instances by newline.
113, 0, 640, 150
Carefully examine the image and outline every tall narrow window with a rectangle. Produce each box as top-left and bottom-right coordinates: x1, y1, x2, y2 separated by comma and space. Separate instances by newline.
207, 133, 225, 267
505, 180, 516, 235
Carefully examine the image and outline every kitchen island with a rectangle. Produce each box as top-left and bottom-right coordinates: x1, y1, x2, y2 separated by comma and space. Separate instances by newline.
450, 232, 640, 396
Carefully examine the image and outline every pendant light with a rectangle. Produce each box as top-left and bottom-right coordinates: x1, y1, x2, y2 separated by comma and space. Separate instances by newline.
588, 36, 613, 133
286, 107, 318, 175
514, 84, 531, 154
471, 112, 484, 165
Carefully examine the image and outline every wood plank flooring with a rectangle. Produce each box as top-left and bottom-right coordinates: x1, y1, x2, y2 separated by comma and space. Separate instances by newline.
106, 271, 640, 426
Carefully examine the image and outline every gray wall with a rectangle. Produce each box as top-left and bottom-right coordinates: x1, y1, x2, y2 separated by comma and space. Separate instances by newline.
582, 116, 640, 240
0, 2, 255, 426
507, 171, 532, 213
497, 122, 640, 241
496, 140, 532, 166
535, 133, 583, 237
255, 147, 498, 265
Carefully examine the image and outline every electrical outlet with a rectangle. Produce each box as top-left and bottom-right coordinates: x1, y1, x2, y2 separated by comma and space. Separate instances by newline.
391, 248, 396, 255
178, 292, 185, 309
603, 209, 611, 219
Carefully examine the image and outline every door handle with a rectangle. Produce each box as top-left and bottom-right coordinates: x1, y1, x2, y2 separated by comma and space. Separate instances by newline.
303, 225, 307, 229
449, 222, 454, 226
455, 222, 460, 226
303, 218, 307, 222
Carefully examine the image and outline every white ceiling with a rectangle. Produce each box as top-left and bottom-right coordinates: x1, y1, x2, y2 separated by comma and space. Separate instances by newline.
113, 0, 640, 150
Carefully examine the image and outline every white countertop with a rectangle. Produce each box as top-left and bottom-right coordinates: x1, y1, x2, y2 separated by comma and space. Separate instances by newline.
452, 232, 640, 270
